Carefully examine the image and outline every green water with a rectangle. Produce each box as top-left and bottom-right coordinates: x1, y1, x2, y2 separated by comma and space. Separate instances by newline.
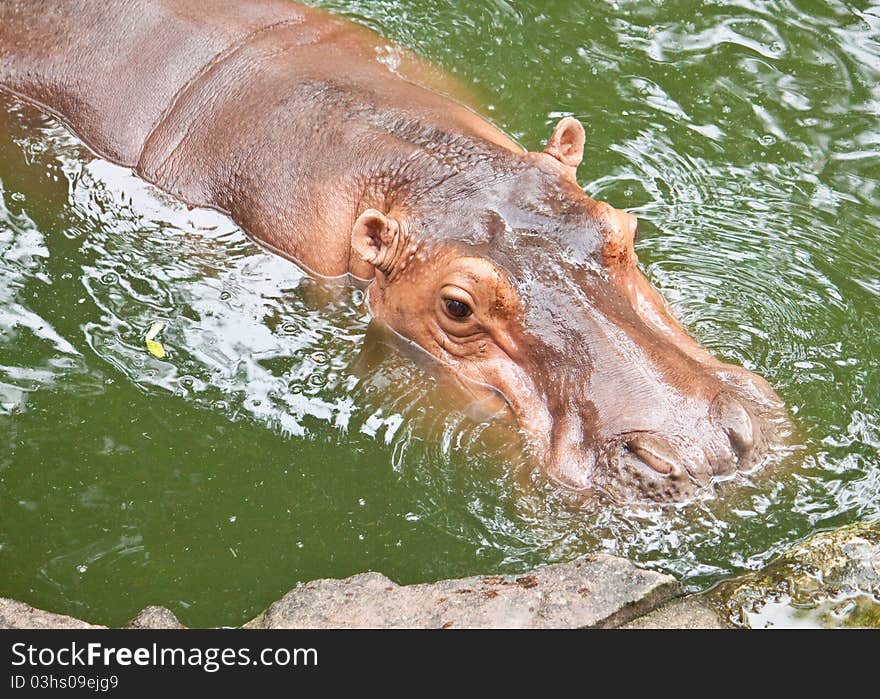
1, 0, 878, 627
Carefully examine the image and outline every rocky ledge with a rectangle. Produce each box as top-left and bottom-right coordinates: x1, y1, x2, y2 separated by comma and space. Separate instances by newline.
0, 598, 105, 630
245, 554, 680, 629
2, 553, 710, 629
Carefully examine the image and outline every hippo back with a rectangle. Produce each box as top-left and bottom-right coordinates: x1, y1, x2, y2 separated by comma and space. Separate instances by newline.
0, 0, 519, 275
0, 0, 320, 165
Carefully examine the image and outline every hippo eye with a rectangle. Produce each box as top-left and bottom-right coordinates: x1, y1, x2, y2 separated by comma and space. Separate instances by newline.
444, 298, 472, 320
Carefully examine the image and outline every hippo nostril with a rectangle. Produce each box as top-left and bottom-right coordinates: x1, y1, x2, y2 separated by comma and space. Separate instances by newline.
625, 434, 677, 476
713, 395, 755, 460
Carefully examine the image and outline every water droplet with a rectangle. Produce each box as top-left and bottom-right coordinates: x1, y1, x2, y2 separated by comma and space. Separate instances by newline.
99, 272, 118, 285
77, 564, 88, 574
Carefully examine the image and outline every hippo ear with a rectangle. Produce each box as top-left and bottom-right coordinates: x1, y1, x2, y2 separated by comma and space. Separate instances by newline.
543, 116, 585, 170
351, 209, 402, 275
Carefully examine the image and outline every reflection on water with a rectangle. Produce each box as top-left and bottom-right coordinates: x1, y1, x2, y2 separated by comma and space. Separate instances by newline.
1, 0, 879, 626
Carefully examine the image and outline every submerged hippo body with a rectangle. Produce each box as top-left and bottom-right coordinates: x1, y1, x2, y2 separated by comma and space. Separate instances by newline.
0, 0, 789, 501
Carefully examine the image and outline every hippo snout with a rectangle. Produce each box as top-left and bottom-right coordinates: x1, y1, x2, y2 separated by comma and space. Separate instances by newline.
582, 392, 777, 503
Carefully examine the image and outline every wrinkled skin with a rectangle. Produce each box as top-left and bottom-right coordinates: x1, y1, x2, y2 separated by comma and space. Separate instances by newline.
0, 0, 789, 502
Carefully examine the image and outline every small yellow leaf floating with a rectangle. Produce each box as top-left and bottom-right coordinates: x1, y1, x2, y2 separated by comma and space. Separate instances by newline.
145, 321, 166, 359
146, 339, 166, 359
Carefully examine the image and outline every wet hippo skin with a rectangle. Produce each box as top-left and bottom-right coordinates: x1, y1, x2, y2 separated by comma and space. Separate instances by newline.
0, 0, 791, 502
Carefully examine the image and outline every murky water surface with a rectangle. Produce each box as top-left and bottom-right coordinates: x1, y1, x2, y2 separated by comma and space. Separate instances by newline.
1, 0, 878, 626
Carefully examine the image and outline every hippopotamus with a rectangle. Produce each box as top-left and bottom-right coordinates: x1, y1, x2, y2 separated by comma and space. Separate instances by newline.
0, 0, 789, 502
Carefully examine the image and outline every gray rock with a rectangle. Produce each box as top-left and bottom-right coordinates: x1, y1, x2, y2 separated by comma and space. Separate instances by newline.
246, 554, 679, 629
0, 598, 105, 629
622, 597, 730, 629
127, 606, 185, 629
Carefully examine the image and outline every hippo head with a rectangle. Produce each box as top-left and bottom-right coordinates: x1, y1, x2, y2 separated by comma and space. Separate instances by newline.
351, 117, 788, 502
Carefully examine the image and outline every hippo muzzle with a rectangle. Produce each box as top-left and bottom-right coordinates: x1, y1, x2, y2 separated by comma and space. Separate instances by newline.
502, 235, 787, 502
548, 370, 785, 503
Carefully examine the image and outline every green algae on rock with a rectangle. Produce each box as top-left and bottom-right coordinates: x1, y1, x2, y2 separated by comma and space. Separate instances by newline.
710, 521, 880, 629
